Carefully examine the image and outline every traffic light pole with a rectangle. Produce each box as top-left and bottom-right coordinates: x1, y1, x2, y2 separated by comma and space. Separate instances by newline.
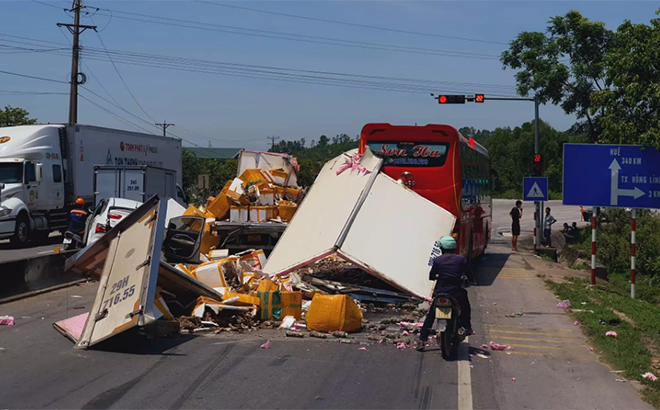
467, 94, 544, 250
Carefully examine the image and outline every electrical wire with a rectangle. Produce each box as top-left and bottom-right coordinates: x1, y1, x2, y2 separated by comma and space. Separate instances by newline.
89, 15, 157, 123
0, 90, 67, 95
0, 34, 518, 96
89, 7, 501, 61
0, 69, 68, 84
196, 1, 509, 46
78, 92, 157, 134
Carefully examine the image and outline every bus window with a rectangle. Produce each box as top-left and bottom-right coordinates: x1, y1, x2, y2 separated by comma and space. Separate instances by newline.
367, 141, 449, 167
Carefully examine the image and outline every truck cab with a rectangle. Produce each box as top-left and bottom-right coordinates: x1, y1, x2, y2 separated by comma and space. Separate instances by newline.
0, 125, 67, 245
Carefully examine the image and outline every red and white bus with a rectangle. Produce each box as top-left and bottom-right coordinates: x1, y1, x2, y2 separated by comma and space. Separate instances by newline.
359, 123, 492, 261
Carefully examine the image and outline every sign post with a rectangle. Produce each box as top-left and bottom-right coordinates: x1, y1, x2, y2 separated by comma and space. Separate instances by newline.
524, 177, 548, 250
564, 144, 660, 290
631, 208, 637, 299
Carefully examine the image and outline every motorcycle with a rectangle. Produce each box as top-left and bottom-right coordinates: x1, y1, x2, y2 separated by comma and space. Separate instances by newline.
62, 231, 83, 251
432, 293, 466, 360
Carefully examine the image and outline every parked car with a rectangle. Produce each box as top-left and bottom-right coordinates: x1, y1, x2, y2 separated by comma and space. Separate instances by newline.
84, 198, 142, 246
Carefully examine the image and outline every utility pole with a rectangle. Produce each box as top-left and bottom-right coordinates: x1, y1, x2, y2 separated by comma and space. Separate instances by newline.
155, 121, 174, 137
267, 135, 280, 149
58, 0, 97, 125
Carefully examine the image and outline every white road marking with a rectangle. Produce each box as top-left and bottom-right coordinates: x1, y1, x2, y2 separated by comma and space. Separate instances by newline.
457, 336, 473, 410
37, 250, 54, 255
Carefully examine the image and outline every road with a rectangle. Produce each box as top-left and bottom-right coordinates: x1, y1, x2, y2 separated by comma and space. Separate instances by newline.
0, 232, 62, 263
492, 199, 584, 237
0, 242, 652, 410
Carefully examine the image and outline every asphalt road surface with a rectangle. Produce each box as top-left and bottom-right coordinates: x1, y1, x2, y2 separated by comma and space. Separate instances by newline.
0, 242, 652, 410
0, 232, 62, 263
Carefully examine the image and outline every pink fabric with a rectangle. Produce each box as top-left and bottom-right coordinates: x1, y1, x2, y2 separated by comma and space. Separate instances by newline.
261, 340, 271, 349
53, 312, 88, 340
642, 372, 658, 381
0, 315, 15, 326
359, 347, 367, 351
606, 331, 618, 338
336, 154, 371, 176
489, 341, 514, 351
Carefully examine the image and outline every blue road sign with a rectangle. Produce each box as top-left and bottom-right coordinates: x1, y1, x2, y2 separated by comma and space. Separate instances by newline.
523, 177, 548, 201
563, 144, 660, 209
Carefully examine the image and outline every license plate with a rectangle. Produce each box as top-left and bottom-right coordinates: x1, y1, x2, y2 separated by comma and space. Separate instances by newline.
436, 307, 452, 319
247, 235, 262, 242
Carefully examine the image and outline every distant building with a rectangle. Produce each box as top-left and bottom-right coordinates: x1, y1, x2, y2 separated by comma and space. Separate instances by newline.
184, 147, 243, 160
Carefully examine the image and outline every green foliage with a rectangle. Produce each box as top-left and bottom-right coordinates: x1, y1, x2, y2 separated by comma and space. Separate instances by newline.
546, 278, 660, 408
591, 10, 660, 147
481, 120, 570, 196
270, 133, 359, 187
0, 106, 37, 127
501, 10, 614, 142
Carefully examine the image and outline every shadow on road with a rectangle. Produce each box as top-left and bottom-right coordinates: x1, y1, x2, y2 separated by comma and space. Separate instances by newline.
94, 329, 195, 355
472, 250, 510, 287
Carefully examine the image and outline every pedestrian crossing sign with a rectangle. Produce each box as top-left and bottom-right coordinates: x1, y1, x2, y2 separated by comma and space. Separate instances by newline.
523, 177, 548, 201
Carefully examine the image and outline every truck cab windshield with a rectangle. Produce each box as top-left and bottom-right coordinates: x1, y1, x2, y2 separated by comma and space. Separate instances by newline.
0, 163, 23, 184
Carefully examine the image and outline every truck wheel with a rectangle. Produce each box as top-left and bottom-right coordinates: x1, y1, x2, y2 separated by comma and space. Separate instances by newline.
11, 214, 30, 247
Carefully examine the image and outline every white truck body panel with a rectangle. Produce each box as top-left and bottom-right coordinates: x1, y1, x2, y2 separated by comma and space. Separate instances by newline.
93, 166, 181, 206
68, 124, 182, 203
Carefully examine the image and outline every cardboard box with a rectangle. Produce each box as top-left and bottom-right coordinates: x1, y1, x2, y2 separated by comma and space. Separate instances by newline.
270, 168, 289, 186
256, 290, 302, 321
239, 169, 275, 188
206, 181, 232, 219
230, 206, 249, 222
249, 206, 277, 222
278, 201, 298, 222
226, 178, 250, 206
239, 249, 267, 270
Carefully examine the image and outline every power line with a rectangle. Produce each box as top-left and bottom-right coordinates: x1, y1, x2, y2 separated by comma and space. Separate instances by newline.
196, 1, 509, 46
0, 69, 68, 84
155, 121, 174, 137
89, 15, 157, 123
0, 34, 518, 96
78, 92, 156, 134
88, 7, 500, 60
0, 90, 68, 95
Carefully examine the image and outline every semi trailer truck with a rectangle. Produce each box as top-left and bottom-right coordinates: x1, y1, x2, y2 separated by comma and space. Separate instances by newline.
0, 124, 183, 246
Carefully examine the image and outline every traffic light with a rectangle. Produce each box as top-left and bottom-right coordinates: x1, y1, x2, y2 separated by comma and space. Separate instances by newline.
475, 94, 485, 103
438, 95, 466, 104
532, 154, 543, 176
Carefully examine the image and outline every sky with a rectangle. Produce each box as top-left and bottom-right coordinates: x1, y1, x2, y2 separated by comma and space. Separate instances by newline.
1, 0, 658, 151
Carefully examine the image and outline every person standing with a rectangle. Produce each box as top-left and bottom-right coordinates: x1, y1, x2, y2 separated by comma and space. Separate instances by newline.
509, 200, 522, 251
544, 207, 557, 247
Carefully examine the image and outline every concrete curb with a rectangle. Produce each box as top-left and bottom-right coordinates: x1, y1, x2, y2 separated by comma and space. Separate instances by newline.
0, 250, 84, 305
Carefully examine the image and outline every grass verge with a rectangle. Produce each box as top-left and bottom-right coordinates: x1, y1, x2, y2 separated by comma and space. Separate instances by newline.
546, 277, 660, 409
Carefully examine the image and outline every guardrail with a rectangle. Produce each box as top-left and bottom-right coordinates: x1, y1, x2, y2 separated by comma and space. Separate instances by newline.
0, 250, 84, 304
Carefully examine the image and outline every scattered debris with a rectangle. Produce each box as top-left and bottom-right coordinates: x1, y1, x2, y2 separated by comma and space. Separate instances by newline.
505, 312, 524, 318
606, 331, 618, 338
642, 372, 658, 382
359, 347, 367, 351
489, 341, 514, 351
476, 353, 489, 359
571, 309, 595, 313
70, 295, 83, 298
589, 347, 595, 352
600, 318, 621, 326
574, 321, 579, 326
615, 379, 627, 383
285, 331, 305, 338
511, 378, 516, 382
261, 340, 271, 349
310, 331, 328, 339
557, 300, 572, 309
0, 316, 15, 326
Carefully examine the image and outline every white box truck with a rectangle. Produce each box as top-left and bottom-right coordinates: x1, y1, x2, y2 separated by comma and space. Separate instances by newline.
0, 124, 183, 246
93, 165, 185, 206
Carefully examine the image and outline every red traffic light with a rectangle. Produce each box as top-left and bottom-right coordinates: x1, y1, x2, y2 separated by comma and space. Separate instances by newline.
475, 94, 485, 103
437, 95, 466, 104
534, 154, 541, 163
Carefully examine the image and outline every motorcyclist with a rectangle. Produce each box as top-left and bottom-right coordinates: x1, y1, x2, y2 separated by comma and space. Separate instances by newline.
417, 235, 474, 351
67, 198, 87, 236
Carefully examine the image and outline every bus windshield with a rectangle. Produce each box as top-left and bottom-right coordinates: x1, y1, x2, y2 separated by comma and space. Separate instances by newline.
0, 163, 23, 183
367, 141, 449, 167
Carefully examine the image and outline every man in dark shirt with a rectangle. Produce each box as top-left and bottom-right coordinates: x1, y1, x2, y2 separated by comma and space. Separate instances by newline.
67, 198, 87, 235
509, 200, 522, 251
418, 236, 474, 351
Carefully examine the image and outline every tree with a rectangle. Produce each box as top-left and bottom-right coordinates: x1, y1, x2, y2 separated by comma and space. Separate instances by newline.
591, 9, 660, 147
500, 11, 613, 142
181, 149, 201, 197
0, 106, 37, 127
